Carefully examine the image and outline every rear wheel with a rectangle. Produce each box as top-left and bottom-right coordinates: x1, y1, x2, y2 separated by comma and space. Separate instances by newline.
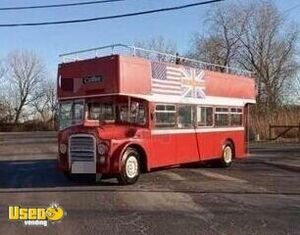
117, 148, 141, 185
219, 144, 233, 167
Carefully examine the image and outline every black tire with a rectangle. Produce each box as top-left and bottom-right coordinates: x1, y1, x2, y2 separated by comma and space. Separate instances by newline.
219, 143, 234, 168
117, 148, 141, 185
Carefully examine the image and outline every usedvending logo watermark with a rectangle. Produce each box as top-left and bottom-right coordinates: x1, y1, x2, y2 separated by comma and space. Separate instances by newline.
8, 203, 65, 227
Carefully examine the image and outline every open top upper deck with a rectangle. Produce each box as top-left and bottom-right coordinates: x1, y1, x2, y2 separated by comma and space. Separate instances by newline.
58, 44, 256, 106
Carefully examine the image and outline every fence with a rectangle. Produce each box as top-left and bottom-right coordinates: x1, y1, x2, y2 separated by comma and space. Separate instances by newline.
269, 124, 300, 142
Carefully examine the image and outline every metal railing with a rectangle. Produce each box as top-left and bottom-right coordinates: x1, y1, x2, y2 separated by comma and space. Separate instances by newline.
59, 43, 253, 77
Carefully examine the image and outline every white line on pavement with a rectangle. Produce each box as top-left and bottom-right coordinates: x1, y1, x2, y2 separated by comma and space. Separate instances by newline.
195, 170, 248, 183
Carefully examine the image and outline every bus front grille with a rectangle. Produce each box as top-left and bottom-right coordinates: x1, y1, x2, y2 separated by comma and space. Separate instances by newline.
69, 135, 95, 161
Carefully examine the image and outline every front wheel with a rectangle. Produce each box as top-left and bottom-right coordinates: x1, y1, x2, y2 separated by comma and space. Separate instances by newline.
117, 148, 141, 185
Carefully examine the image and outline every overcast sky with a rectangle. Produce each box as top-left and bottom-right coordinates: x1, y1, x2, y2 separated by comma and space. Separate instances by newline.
0, 0, 299, 74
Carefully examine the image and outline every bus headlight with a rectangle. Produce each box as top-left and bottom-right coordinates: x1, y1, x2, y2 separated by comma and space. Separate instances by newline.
98, 143, 107, 155
59, 144, 67, 154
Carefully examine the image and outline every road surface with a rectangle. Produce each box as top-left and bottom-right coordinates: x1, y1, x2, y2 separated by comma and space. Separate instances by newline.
0, 132, 299, 235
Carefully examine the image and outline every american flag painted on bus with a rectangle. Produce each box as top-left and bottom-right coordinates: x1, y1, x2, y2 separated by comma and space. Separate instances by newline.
151, 62, 182, 96
151, 61, 206, 98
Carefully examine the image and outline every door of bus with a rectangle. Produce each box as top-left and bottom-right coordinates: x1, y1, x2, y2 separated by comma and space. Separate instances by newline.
174, 105, 200, 164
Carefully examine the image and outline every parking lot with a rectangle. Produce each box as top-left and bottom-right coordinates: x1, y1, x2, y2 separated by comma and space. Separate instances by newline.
0, 132, 299, 235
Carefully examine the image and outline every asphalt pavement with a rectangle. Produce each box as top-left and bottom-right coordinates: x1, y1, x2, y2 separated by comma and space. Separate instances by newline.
0, 132, 299, 235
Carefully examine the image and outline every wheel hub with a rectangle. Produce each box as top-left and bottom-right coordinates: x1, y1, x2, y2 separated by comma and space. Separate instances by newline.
126, 156, 138, 178
223, 146, 232, 164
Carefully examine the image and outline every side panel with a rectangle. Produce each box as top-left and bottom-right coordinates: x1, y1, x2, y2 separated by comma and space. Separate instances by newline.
58, 55, 119, 99
150, 134, 177, 168
119, 56, 152, 95
197, 130, 245, 160
174, 133, 199, 164
149, 129, 246, 169
204, 71, 256, 100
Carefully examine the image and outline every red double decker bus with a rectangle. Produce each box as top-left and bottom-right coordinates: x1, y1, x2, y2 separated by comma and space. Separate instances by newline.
57, 44, 256, 184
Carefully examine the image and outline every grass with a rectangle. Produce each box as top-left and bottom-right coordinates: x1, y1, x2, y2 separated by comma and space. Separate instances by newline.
249, 106, 300, 140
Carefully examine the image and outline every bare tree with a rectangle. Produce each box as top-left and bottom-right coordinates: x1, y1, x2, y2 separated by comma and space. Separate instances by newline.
6, 50, 45, 124
0, 99, 14, 124
189, 3, 247, 70
236, 2, 299, 107
190, 1, 299, 107
0, 63, 4, 79
32, 78, 57, 126
134, 36, 177, 62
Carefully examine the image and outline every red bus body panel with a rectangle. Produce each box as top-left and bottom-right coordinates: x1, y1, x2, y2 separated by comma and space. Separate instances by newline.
205, 71, 255, 99
58, 55, 255, 100
58, 55, 151, 99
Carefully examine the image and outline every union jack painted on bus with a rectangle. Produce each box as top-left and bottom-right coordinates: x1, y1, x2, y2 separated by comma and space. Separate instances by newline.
151, 61, 205, 98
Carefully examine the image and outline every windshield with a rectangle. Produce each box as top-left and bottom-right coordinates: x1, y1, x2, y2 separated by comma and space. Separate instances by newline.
87, 99, 146, 125
59, 98, 147, 129
59, 100, 84, 130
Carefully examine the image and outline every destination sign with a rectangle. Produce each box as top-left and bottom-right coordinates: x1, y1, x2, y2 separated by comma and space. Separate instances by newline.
83, 75, 103, 84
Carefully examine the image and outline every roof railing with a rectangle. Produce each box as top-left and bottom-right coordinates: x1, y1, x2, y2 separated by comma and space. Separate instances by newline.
59, 43, 252, 77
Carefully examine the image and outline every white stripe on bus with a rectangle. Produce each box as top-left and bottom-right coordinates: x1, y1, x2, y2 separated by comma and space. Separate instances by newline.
151, 127, 244, 135
58, 93, 256, 106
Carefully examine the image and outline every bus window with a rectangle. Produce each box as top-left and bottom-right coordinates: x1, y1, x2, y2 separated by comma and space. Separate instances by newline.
230, 108, 243, 126
88, 103, 115, 122
129, 101, 146, 125
197, 106, 213, 127
155, 104, 176, 128
177, 105, 194, 128
215, 107, 229, 126
59, 102, 73, 130
118, 101, 146, 125
73, 101, 84, 124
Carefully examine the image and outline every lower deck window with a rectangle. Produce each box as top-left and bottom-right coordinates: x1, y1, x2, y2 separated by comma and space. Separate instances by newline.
88, 103, 115, 122
230, 108, 243, 126
197, 107, 213, 126
155, 105, 176, 128
215, 107, 229, 126
215, 113, 229, 126
154, 104, 243, 128
177, 105, 194, 128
